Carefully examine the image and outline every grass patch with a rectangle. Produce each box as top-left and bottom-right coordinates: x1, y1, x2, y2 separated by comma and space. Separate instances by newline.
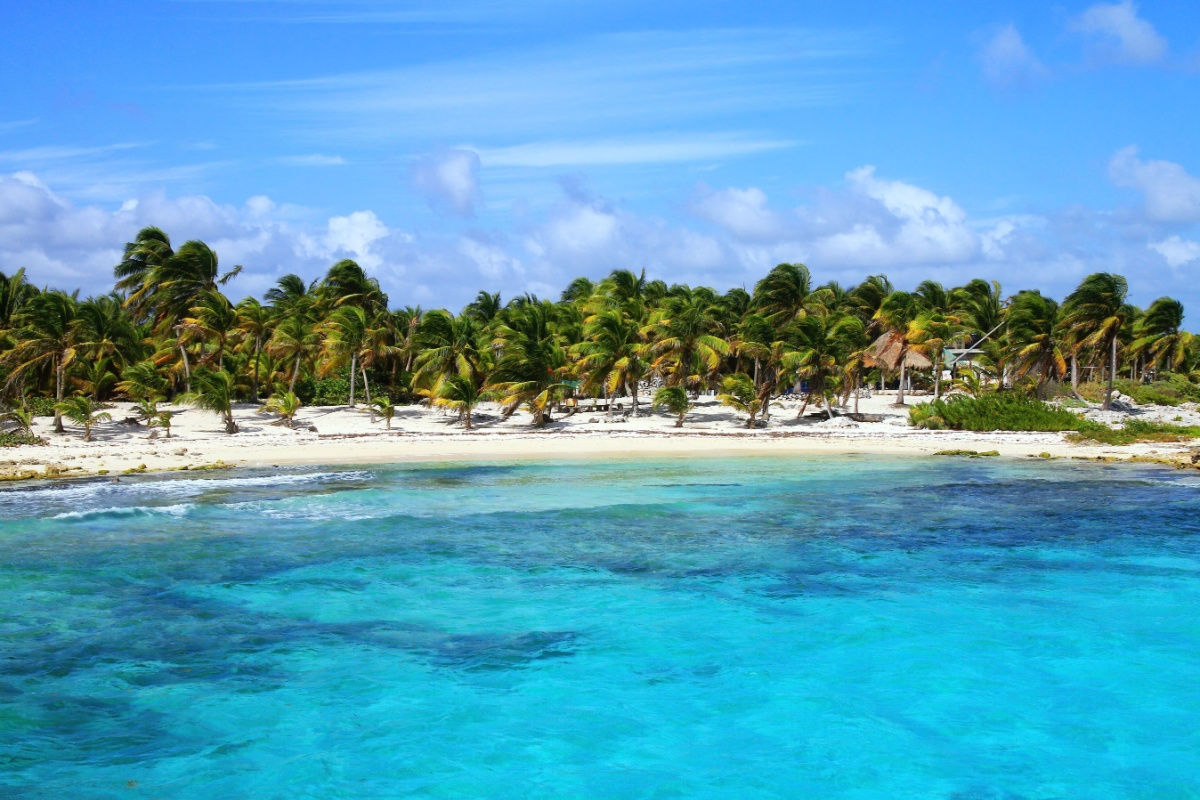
1068, 419, 1200, 446
1078, 374, 1200, 407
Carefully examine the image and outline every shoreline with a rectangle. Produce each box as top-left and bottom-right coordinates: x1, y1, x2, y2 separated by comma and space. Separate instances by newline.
3, 394, 1198, 484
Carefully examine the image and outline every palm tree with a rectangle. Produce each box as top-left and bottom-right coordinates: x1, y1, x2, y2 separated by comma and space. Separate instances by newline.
652, 385, 690, 427
1, 406, 34, 436
717, 373, 762, 428
372, 396, 396, 430
872, 291, 920, 405
575, 307, 648, 415
179, 290, 237, 371
412, 310, 484, 390
235, 298, 273, 402
320, 306, 369, 407
426, 374, 484, 429
1132, 297, 1191, 374
116, 359, 169, 402
182, 368, 239, 433
645, 290, 729, 388
754, 263, 820, 325
151, 410, 173, 439
486, 301, 570, 426
907, 309, 966, 400
0, 268, 37, 329
2, 291, 80, 432
1004, 291, 1066, 389
114, 226, 173, 313
1061, 273, 1132, 409
463, 290, 502, 324
268, 314, 320, 396
54, 395, 112, 442
260, 391, 302, 428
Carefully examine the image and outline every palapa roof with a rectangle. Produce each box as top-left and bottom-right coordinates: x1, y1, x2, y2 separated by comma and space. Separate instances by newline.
865, 333, 933, 371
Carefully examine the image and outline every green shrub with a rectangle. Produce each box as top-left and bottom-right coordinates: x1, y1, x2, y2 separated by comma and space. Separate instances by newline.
909, 392, 1089, 432
0, 431, 46, 447
1069, 419, 1200, 446
1077, 375, 1200, 407
25, 396, 56, 417
295, 377, 352, 406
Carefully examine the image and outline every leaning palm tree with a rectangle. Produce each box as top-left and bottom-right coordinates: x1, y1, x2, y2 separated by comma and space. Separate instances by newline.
426, 374, 484, 429
717, 373, 763, 428
260, 391, 302, 428
1, 406, 34, 436
1061, 273, 1131, 410
486, 301, 571, 426
1, 290, 81, 433
1004, 290, 1066, 390
181, 368, 239, 434
1131, 297, 1191, 374
652, 385, 691, 428
54, 395, 112, 442
372, 396, 396, 430
644, 290, 729, 388
116, 359, 169, 402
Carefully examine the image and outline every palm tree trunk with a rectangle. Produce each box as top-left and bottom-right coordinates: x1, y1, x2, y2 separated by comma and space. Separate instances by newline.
1071, 353, 1078, 391
225, 409, 238, 434
853, 369, 861, 415
53, 357, 65, 433
895, 358, 907, 406
348, 353, 357, 408
361, 362, 371, 405
630, 378, 639, 417
289, 353, 302, 394
465, 406, 473, 430
933, 353, 941, 400
251, 336, 262, 402
179, 344, 191, 394
1104, 334, 1116, 410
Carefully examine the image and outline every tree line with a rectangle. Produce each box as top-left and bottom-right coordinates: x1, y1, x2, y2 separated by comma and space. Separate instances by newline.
0, 226, 1195, 435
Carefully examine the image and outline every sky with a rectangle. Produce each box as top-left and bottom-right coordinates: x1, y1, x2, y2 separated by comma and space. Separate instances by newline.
2, 0, 1199, 320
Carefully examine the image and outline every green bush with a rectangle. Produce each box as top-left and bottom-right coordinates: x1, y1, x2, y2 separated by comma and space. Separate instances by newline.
1077, 374, 1200, 407
0, 431, 46, 447
911, 391, 1200, 446
295, 377, 352, 406
25, 396, 56, 417
909, 392, 1088, 432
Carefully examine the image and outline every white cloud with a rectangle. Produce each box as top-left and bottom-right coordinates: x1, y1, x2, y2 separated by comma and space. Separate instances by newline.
977, 25, 1049, 88
1072, 1, 1167, 64
411, 148, 479, 216
1108, 145, 1200, 222
274, 153, 347, 167
473, 134, 795, 168
691, 185, 785, 241
818, 166, 978, 265
322, 210, 390, 270
1150, 235, 1200, 267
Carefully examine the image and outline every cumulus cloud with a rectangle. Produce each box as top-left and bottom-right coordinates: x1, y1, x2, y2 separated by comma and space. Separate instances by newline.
1071, 0, 1167, 65
1150, 235, 1200, 268
977, 25, 1049, 88
691, 185, 785, 240
411, 148, 480, 216
1108, 145, 1200, 222
811, 166, 978, 266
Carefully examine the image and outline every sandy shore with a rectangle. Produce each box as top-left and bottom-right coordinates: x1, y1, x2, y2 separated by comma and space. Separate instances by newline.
3, 391, 1199, 481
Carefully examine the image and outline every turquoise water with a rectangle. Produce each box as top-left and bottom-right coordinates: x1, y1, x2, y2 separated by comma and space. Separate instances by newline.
2, 456, 1199, 799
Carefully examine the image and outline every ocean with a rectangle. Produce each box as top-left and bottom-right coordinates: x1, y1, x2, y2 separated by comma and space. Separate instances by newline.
1, 455, 1198, 798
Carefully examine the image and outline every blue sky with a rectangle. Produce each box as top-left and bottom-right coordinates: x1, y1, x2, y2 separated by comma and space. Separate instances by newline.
2, 0, 1199, 320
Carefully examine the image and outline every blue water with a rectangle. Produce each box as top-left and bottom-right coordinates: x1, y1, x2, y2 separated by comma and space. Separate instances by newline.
2, 456, 1199, 799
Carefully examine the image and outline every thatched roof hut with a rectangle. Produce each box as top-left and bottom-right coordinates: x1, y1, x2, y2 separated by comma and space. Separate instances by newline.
865, 333, 932, 371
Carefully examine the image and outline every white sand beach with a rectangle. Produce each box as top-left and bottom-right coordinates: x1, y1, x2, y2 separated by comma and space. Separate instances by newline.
5, 390, 1199, 481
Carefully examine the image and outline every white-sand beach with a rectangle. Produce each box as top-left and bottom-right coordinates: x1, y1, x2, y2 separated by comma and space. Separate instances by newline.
5, 390, 1199, 480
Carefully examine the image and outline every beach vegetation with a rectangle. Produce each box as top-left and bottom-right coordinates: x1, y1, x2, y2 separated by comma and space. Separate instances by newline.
653, 386, 691, 427
0, 233, 1198, 438
717, 372, 763, 428
53, 394, 112, 442
261, 391, 302, 428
